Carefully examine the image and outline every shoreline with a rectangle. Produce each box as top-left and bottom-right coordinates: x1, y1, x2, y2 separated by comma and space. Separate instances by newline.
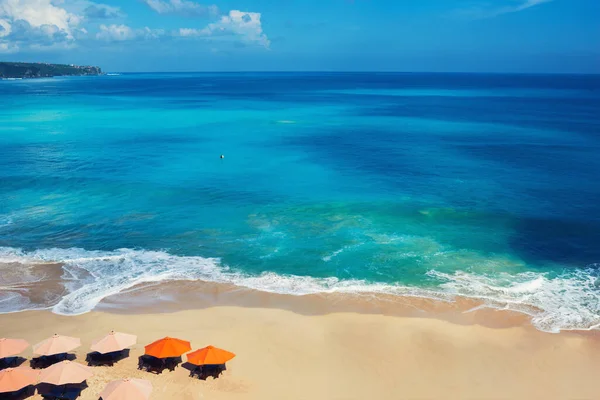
0, 259, 595, 334
1, 259, 537, 330
98, 280, 537, 331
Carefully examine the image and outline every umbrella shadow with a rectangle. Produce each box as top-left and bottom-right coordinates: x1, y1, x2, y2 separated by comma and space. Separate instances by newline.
30, 353, 76, 369
137, 355, 182, 374
181, 362, 196, 372
0, 356, 27, 370
188, 364, 227, 380
86, 349, 130, 367
2, 385, 36, 400
37, 381, 88, 400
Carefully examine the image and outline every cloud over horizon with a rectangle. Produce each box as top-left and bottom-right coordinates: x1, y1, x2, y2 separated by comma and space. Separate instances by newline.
178, 10, 270, 48
0, 0, 270, 53
96, 23, 165, 41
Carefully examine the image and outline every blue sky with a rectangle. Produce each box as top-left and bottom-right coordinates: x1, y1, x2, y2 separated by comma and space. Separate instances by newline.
0, 0, 598, 73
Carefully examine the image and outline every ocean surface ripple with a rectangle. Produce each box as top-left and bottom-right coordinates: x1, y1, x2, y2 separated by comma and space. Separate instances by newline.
1, 72, 599, 333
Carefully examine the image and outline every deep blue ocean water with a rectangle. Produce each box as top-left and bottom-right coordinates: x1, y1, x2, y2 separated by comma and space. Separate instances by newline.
1, 72, 599, 332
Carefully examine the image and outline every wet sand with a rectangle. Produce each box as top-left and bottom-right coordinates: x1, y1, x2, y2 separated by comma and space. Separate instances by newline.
1, 283, 600, 400
0, 262, 68, 311
98, 280, 536, 330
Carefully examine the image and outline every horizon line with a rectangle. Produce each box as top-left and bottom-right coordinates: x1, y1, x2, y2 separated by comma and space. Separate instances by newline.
105, 70, 600, 76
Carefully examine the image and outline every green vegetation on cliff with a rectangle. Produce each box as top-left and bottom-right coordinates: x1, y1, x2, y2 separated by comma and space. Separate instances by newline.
0, 62, 102, 79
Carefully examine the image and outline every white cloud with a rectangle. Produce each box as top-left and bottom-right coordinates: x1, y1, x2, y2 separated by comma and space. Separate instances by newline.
53, 0, 124, 20
143, 0, 219, 17
96, 23, 134, 41
0, 0, 85, 51
460, 0, 553, 18
0, 1, 269, 53
96, 24, 165, 42
84, 3, 123, 19
0, 41, 18, 53
178, 27, 198, 37
138, 26, 165, 39
0, 0, 82, 36
179, 10, 270, 48
0, 18, 11, 37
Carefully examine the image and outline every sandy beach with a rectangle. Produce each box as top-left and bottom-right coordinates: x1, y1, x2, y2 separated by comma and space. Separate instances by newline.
2, 287, 600, 400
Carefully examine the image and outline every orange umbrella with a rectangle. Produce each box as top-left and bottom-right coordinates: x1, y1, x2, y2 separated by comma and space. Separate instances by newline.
33, 334, 81, 356
0, 338, 29, 358
99, 378, 152, 400
187, 346, 236, 366
144, 337, 191, 359
39, 361, 93, 385
0, 368, 38, 393
91, 331, 137, 354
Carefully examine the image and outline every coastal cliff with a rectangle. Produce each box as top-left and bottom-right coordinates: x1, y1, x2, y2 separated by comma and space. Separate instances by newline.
0, 62, 102, 79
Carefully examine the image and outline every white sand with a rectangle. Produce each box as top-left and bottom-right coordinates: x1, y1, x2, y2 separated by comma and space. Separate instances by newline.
2, 306, 600, 400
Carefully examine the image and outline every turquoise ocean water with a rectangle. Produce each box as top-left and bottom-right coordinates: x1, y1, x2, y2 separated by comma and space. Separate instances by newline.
1, 72, 599, 332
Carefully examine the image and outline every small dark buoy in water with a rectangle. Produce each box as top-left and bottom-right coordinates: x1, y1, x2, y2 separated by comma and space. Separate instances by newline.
220, 154, 225, 159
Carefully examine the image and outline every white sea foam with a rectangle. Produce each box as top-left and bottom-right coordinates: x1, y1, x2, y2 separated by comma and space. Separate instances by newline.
322, 243, 364, 262
428, 269, 600, 333
322, 248, 345, 262
0, 246, 598, 333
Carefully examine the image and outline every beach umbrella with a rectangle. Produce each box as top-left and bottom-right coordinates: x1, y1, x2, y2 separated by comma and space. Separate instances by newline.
0, 338, 29, 358
144, 337, 191, 359
91, 331, 137, 354
0, 368, 39, 393
33, 334, 81, 356
187, 346, 236, 366
39, 361, 93, 386
99, 378, 152, 400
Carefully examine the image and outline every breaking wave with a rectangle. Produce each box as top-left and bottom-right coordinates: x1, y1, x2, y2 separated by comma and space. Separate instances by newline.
0, 247, 599, 333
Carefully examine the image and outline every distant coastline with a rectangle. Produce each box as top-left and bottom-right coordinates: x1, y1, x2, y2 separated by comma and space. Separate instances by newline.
0, 61, 102, 79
